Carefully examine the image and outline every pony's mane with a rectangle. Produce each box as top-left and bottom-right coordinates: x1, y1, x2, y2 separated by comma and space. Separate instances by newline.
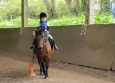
35, 28, 45, 36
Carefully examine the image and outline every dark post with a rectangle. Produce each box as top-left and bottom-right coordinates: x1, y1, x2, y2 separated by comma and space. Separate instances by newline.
85, 0, 94, 24
21, 0, 28, 28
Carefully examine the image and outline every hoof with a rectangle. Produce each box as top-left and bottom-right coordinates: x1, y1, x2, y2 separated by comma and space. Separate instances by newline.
45, 76, 48, 79
40, 72, 43, 75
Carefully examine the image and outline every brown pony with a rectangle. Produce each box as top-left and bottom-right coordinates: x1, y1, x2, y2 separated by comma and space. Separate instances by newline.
33, 28, 54, 79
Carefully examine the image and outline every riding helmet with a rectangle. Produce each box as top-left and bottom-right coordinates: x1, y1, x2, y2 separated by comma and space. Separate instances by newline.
39, 12, 47, 18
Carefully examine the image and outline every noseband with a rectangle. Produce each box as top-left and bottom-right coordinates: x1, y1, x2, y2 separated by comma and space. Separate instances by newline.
35, 29, 47, 49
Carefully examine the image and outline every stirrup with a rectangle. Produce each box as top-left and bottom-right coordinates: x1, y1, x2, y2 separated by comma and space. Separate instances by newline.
30, 45, 35, 49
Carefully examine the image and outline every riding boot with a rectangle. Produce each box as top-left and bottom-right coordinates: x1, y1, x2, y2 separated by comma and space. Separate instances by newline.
30, 39, 35, 49
52, 39, 58, 50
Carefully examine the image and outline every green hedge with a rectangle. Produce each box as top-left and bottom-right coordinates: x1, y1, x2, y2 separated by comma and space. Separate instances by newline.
0, 15, 115, 28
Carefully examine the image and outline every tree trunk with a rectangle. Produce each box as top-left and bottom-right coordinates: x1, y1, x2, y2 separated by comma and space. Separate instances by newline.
74, 0, 79, 15
83, 0, 86, 11
80, 0, 86, 15
65, 0, 73, 16
51, 0, 58, 18
10, 15, 12, 20
43, 0, 52, 18
75, 0, 79, 8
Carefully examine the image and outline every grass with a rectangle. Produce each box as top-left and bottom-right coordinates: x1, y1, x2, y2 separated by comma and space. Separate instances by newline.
0, 15, 115, 28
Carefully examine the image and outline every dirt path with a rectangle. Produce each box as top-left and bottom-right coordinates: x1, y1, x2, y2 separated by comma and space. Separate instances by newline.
0, 51, 115, 83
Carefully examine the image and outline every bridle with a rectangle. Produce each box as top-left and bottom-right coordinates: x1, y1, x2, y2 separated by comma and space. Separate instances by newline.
35, 30, 47, 49
38, 35, 46, 49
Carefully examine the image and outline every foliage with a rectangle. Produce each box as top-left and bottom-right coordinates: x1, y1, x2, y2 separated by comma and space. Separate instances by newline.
0, 17, 21, 28
28, 0, 47, 19
0, 15, 115, 28
55, 0, 68, 17
0, 0, 114, 28
95, 15, 113, 24
49, 15, 85, 26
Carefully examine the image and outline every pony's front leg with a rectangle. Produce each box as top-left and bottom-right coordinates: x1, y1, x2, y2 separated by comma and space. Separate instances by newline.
41, 61, 46, 75
37, 58, 43, 75
45, 60, 50, 79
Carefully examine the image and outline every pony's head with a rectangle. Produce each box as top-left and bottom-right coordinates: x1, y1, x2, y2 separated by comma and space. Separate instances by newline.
35, 28, 46, 49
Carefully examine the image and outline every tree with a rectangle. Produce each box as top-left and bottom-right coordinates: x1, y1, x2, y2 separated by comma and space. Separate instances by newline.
51, 0, 58, 18
42, 0, 58, 18
65, 0, 73, 16
80, 0, 86, 14
43, 0, 52, 18
100, 0, 111, 14
75, 0, 79, 8
0, 0, 21, 20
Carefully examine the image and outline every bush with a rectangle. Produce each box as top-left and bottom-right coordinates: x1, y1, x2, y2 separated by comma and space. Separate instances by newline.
0, 15, 115, 28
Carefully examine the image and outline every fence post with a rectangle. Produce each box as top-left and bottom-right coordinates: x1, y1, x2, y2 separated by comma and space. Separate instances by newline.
85, 0, 94, 24
21, 0, 28, 28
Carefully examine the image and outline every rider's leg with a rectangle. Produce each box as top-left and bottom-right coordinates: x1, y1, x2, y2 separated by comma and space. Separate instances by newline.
30, 39, 35, 49
48, 34, 58, 50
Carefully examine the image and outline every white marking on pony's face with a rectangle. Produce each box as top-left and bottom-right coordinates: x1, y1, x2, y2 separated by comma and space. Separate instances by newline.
38, 43, 43, 48
37, 33, 45, 49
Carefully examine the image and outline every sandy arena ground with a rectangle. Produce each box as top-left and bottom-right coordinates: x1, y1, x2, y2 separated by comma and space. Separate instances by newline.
0, 50, 115, 83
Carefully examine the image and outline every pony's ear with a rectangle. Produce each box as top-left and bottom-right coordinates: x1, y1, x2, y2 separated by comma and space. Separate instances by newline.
37, 27, 45, 32
42, 28, 45, 31
39, 27, 45, 32
34, 29, 36, 31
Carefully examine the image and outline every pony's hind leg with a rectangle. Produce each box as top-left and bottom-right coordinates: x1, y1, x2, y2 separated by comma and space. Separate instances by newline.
37, 58, 43, 75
